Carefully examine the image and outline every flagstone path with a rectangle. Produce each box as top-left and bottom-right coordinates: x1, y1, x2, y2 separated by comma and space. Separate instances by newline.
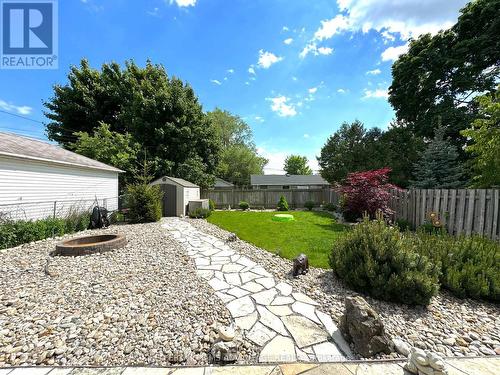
162, 218, 353, 364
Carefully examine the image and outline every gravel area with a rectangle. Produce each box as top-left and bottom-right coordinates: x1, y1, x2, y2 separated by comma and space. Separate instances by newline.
186, 217, 500, 360
0, 221, 233, 367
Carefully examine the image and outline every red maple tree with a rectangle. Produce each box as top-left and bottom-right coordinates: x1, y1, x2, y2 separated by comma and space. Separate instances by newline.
339, 168, 398, 221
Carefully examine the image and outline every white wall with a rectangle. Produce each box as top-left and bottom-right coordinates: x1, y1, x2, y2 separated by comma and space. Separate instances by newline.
0, 155, 119, 221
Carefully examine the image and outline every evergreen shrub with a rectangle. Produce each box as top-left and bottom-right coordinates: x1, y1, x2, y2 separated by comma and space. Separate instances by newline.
330, 215, 440, 305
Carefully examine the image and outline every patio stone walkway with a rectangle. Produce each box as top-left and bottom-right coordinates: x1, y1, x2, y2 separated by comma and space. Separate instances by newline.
1, 357, 498, 374
162, 218, 353, 364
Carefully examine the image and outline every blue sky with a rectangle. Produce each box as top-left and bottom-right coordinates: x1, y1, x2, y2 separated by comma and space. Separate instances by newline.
0, 0, 469, 173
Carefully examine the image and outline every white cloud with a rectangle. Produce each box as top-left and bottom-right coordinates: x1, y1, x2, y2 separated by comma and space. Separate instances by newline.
284, 38, 294, 45
300, 43, 333, 59
266, 96, 297, 117
337, 88, 347, 93
362, 88, 389, 99
210, 79, 222, 85
308, 87, 318, 94
314, 14, 350, 41
248, 66, 256, 75
169, 0, 197, 7
303, 133, 310, 138
254, 116, 264, 123
282, 26, 289, 32
257, 50, 283, 69
381, 44, 409, 61
309, 0, 468, 46
292, 76, 298, 81
366, 68, 382, 75
0, 99, 32, 115
227, 69, 234, 74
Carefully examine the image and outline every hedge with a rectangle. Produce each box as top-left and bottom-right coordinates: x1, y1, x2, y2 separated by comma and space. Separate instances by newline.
0, 212, 90, 250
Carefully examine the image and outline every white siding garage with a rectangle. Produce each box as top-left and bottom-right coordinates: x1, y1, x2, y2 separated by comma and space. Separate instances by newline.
0, 132, 122, 221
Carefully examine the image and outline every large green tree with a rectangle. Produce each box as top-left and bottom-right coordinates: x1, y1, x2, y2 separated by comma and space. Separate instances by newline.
318, 120, 423, 187
207, 109, 267, 186
207, 108, 254, 148
217, 144, 268, 186
44, 59, 220, 188
461, 88, 500, 188
70, 122, 140, 187
284, 155, 312, 175
411, 126, 466, 189
389, 0, 500, 151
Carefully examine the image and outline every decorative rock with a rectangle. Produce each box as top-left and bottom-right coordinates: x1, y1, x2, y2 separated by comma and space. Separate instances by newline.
393, 338, 411, 356
339, 296, 393, 358
218, 325, 236, 341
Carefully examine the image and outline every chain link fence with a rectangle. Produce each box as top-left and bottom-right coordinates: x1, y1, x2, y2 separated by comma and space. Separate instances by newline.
0, 197, 121, 222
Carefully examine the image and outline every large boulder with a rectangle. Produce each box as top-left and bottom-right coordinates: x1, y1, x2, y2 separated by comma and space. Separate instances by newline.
339, 296, 393, 357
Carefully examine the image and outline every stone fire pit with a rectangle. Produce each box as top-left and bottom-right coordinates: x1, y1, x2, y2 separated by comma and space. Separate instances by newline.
53, 233, 127, 256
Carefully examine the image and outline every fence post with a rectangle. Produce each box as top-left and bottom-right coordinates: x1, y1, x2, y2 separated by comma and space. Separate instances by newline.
53, 201, 57, 219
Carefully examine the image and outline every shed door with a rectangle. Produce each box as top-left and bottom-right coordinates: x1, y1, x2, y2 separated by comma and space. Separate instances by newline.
161, 184, 177, 217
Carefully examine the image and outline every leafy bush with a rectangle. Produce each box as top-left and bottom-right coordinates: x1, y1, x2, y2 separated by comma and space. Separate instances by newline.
189, 207, 212, 219
339, 168, 396, 221
304, 201, 315, 211
395, 219, 412, 232
416, 233, 499, 302
330, 216, 440, 305
323, 202, 337, 212
0, 212, 90, 250
209, 199, 216, 211
239, 201, 250, 210
277, 195, 289, 211
109, 211, 124, 224
125, 183, 163, 223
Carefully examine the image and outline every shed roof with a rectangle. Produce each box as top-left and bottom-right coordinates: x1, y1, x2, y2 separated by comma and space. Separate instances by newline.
152, 176, 199, 188
0, 132, 122, 173
251, 174, 329, 186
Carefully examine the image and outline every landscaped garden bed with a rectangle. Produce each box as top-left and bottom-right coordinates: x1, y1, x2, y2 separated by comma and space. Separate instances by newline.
0, 221, 239, 367
189, 216, 500, 359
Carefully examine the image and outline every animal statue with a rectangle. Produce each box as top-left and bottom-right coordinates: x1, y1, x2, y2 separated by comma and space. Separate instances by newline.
225, 233, 239, 243
293, 253, 309, 277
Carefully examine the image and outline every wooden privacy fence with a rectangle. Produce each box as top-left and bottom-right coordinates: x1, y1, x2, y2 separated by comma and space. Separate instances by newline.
389, 189, 500, 240
202, 188, 339, 209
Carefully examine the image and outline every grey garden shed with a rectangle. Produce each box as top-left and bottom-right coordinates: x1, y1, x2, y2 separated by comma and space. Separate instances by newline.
150, 176, 200, 217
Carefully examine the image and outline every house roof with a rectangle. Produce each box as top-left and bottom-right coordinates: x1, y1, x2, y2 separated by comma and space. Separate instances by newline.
214, 177, 234, 188
0, 132, 122, 173
251, 174, 329, 186
151, 176, 199, 188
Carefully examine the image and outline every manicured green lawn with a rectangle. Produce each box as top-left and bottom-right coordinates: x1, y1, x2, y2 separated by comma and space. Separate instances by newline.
207, 210, 347, 268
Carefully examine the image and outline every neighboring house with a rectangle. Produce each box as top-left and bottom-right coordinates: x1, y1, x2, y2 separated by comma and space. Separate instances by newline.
150, 176, 200, 217
0, 132, 122, 221
211, 177, 235, 190
250, 174, 330, 190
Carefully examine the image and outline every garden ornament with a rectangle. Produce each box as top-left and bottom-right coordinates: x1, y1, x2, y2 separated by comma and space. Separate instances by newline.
404, 347, 448, 375
292, 253, 309, 277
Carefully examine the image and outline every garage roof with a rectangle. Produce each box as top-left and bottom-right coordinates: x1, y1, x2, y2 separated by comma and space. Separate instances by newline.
0, 132, 122, 173
251, 174, 329, 186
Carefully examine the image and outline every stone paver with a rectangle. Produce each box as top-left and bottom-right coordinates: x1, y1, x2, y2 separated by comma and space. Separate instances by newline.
0, 357, 498, 374
162, 218, 350, 363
